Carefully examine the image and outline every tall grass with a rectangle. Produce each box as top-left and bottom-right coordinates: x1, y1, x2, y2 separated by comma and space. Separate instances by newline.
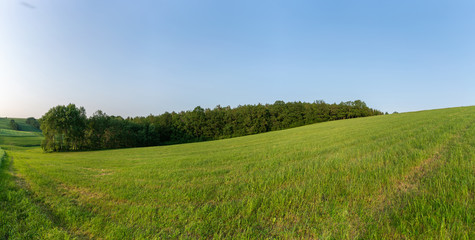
0, 148, 70, 238
2, 106, 474, 239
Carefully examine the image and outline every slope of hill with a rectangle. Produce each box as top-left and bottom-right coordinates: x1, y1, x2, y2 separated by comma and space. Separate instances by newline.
0, 118, 42, 148
1, 107, 474, 239
0, 118, 41, 132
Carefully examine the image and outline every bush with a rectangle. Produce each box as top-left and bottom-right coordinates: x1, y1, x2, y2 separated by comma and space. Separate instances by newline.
9, 120, 20, 130
26, 117, 40, 129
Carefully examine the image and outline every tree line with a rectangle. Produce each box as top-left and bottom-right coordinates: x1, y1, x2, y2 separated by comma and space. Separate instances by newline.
40, 100, 384, 152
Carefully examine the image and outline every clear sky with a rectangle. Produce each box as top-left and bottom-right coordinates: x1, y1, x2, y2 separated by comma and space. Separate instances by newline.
1, 0, 474, 118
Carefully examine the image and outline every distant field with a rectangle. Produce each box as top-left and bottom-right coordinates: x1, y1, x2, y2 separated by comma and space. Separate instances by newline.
0, 135, 42, 148
0, 118, 41, 133
1, 107, 474, 239
0, 118, 42, 148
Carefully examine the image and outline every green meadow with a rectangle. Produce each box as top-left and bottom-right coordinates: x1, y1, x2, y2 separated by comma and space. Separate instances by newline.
1, 107, 474, 239
0, 118, 41, 133
0, 118, 42, 148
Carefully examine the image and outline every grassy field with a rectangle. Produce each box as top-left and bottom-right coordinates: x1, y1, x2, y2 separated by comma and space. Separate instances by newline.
0, 118, 42, 133
0, 118, 43, 148
1, 107, 474, 239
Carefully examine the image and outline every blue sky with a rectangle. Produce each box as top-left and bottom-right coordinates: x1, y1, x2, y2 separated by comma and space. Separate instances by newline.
1, 0, 474, 118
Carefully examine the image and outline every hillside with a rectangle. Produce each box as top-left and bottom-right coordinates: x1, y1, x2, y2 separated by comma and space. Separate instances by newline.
1, 107, 474, 239
0, 118, 41, 132
0, 118, 42, 148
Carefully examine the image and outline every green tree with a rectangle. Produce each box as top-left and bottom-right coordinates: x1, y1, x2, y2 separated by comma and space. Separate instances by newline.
9, 119, 20, 130
40, 104, 87, 152
26, 117, 41, 129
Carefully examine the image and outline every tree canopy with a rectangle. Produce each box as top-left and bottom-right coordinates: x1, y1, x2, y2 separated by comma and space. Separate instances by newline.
9, 119, 20, 130
40, 100, 383, 152
26, 117, 40, 129
40, 104, 87, 151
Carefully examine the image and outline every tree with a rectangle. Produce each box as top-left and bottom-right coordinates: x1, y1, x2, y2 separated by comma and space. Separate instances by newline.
9, 119, 20, 130
40, 104, 87, 151
26, 117, 40, 129
85, 110, 110, 149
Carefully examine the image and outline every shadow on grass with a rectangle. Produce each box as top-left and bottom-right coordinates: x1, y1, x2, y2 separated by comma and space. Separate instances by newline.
0, 153, 91, 239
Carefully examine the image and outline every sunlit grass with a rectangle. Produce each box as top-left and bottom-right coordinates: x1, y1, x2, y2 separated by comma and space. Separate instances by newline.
1, 107, 474, 239
0, 135, 42, 148
0, 118, 41, 133
0, 119, 42, 148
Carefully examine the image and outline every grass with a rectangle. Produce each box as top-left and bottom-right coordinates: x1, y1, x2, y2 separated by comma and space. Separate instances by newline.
0, 149, 70, 239
0, 118, 41, 133
0, 134, 42, 148
0, 118, 43, 148
1, 107, 474, 239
